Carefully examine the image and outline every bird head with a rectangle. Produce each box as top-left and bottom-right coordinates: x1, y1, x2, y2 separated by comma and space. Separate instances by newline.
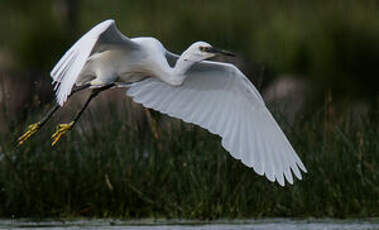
184, 41, 235, 62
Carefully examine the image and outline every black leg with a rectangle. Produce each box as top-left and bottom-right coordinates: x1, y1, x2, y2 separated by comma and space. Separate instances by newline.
73, 83, 115, 126
40, 84, 92, 126
51, 83, 115, 146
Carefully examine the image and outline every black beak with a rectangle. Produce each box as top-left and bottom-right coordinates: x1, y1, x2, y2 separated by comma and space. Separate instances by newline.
205, 47, 236, 57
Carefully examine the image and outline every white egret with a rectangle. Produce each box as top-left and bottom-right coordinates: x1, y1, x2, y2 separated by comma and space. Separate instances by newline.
18, 19, 307, 186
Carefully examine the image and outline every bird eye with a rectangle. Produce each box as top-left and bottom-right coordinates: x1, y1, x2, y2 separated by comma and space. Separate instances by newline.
199, 46, 206, 52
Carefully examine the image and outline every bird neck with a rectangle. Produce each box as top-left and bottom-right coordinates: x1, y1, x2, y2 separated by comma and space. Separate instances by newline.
160, 47, 200, 86
172, 50, 198, 77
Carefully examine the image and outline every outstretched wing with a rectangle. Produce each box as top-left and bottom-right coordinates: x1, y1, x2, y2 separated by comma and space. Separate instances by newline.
127, 59, 307, 186
50, 19, 138, 106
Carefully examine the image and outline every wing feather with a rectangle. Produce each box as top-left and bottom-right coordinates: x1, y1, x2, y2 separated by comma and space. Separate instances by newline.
242, 115, 254, 168
51, 19, 138, 106
127, 60, 307, 186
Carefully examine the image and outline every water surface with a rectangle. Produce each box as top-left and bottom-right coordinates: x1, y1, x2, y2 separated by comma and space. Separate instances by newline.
1, 218, 378, 230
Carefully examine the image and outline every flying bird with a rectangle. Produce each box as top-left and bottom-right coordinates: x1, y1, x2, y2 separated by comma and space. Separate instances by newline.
18, 19, 307, 186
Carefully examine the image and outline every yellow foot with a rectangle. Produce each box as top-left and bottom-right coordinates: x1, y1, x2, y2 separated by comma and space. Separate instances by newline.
51, 121, 74, 146
18, 122, 40, 146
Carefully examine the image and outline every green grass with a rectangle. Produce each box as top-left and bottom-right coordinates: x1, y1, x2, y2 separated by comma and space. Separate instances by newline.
0, 98, 378, 219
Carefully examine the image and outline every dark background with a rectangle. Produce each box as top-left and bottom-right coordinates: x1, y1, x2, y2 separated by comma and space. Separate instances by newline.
1, 0, 378, 124
0, 0, 378, 218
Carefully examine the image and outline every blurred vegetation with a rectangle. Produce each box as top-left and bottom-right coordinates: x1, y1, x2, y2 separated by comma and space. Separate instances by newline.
1, 1, 379, 107
0, 0, 378, 218
0, 95, 378, 218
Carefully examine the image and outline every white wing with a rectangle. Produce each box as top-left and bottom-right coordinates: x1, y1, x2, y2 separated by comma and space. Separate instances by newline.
50, 19, 138, 106
127, 60, 307, 186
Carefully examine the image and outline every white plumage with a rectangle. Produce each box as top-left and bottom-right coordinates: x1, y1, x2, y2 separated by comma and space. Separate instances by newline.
51, 19, 138, 105
49, 19, 307, 186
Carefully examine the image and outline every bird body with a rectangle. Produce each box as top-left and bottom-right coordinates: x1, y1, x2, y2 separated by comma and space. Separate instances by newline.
77, 36, 218, 88
76, 37, 161, 87
19, 19, 307, 186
